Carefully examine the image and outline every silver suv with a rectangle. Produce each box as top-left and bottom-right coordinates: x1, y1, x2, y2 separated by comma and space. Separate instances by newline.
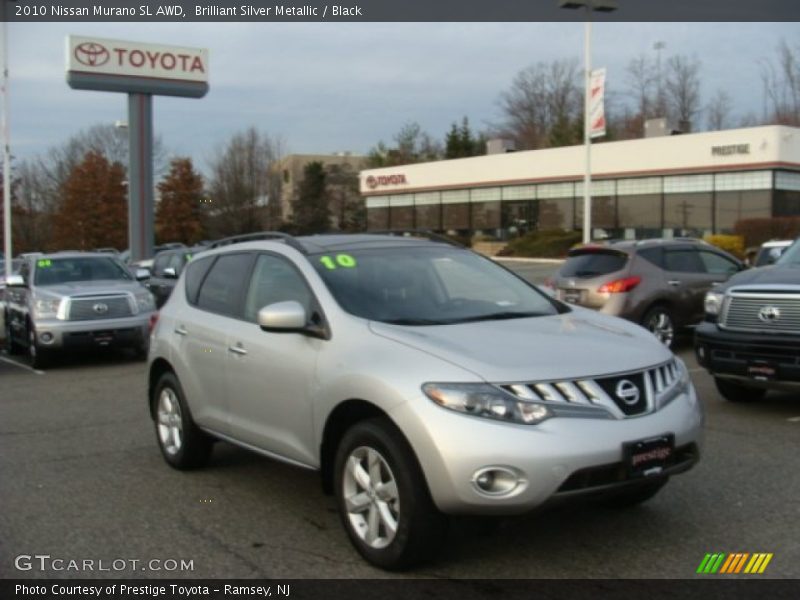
4, 252, 156, 368
148, 233, 703, 569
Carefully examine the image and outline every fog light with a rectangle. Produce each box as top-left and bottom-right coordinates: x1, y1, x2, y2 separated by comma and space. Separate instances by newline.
39, 332, 54, 344
472, 467, 523, 496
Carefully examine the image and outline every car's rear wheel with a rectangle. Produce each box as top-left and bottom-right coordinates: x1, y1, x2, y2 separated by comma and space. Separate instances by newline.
642, 305, 675, 348
714, 377, 767, 403
334, 418, 447, 570
152, 371, 213, 469
599, 478, 668, 508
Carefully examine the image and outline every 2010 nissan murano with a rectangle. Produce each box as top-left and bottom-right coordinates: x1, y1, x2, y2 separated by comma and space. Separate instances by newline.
147, 233, 703, 569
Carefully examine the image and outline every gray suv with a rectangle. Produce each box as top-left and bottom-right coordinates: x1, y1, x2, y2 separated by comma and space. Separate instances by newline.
4, 253, 156, 368
551, 239, 743, 347
148, 233, 703, 569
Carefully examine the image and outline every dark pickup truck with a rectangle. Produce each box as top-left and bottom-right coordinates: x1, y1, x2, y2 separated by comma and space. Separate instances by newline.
695, 239, 800, 402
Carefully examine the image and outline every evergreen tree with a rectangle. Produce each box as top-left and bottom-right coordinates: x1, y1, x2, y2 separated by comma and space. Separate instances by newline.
155, 158, 206, 245
290, 162, 331, 235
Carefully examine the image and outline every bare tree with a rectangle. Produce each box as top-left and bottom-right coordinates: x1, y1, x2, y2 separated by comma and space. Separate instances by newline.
626, 54, 657, 122
664, 54, 702, 132
206, 127, 282, 237
706, 89, 734, 131
495, 59, 581, 150
760, 40, 800, 126
367, 122, 442, 168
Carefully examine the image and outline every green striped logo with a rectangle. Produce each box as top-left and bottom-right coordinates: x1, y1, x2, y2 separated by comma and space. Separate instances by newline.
697, 552, 773, 574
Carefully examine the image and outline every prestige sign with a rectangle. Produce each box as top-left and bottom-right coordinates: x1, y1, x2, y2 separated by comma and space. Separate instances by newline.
66, 35, 209, 97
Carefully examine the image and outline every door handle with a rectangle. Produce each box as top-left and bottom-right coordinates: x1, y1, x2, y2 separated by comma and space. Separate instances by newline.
667, 280, 681, 286
228, 344, 247, 356
174, 326, 188, 336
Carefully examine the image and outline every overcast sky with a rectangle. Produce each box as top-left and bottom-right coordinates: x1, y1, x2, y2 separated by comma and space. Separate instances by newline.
6, 21, 798, 171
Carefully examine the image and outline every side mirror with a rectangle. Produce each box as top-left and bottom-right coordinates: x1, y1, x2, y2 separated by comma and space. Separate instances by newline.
766, 247, 782, 265
163, 267, 177, 279
5, 274, 25, 287
135, 268, 151, 281
257, 300, 307, 331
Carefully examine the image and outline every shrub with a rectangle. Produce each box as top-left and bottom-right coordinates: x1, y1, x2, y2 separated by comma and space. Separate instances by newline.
704, 234, 745, 259
733, 217, 800, 248
499, 229, 582, 258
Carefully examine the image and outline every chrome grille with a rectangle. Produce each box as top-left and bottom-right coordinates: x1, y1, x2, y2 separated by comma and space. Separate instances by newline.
67, 295, 133, 321
720, 293, 800, 334
499, 359, 684, 419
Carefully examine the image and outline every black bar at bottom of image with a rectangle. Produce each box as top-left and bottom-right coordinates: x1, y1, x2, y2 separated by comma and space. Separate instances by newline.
3, 579, 800, 600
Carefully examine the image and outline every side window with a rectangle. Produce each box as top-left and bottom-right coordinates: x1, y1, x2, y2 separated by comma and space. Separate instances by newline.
637, 247, 664, 269
184, 256, 215, 305
167, 252, 185, 274
196, 253, 253, 317
244, 254, 313, 322
699, 250, 740, 275
152, 253, 171, 278
664, 249, 704, 273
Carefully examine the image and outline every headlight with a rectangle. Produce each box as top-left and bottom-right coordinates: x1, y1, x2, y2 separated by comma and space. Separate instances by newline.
704, 291, 725, 316
423, 383, 553, 425
134, 292, 155, 313
33, 296, 62, 319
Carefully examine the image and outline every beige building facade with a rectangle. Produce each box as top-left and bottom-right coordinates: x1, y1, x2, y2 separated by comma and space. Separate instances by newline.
360, 125, 800, 239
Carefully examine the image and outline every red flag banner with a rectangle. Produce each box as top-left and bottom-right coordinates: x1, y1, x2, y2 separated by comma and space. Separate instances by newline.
589, 67, 606, 139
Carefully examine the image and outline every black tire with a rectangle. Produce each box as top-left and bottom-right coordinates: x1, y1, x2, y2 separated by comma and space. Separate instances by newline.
5, 320, 22, 355
715, 377, 767, 403
334, 417, 447, 570
641, 305, 675, 348
152, 371, 213, 469
599, 478, 668, 508
27, 324, 50, 369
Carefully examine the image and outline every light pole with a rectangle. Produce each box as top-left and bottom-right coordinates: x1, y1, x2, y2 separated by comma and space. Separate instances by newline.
559, 0, 618, 244
1, 5, 11, 279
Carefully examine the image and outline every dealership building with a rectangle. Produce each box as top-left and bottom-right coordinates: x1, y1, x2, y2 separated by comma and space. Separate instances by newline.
360, 125, 800, 240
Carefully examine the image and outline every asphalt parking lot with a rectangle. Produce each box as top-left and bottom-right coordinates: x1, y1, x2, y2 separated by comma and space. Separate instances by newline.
1, 261, 799, 579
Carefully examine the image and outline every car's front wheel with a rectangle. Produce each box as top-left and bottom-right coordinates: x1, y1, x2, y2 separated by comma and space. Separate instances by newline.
334, 418, 447, 570
152, 371, 213, 469
27, 324, 49, 369
715, 377, 767, 403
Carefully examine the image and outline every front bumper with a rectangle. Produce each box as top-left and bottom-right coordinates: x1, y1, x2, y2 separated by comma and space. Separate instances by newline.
33, 314, 154, 351
694, 322, 800, 388
390, 384, 703, 515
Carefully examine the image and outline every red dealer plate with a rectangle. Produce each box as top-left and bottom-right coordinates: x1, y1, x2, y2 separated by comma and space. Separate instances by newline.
623, 434, 674, 478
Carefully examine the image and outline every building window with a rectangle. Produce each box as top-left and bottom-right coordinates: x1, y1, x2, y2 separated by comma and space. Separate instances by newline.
502, 185, 536, 201
664, 192, 713, 236
714, 171, 772, 191
538, 198, 574, 231
617, 194, 662, 237
715, 190, 772, 233
367, 208, 389, 230
617, 177, 662, 196
502, 201, 533, 234
774, 190, 800, 217
575, 195, 616, 230
471, 201, 501, 230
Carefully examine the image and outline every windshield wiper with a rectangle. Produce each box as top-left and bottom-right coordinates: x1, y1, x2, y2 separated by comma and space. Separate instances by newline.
445, 311, 543, 324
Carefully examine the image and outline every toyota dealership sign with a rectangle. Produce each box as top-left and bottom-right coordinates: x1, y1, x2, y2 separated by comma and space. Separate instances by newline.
66, 35, 209, 97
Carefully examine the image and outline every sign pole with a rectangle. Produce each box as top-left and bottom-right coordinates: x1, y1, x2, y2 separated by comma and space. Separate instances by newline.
128, 93, 154, 262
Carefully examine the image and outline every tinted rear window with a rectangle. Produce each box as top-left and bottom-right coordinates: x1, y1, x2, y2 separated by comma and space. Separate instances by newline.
184, 255, 215, 306
561, 250, 628, 278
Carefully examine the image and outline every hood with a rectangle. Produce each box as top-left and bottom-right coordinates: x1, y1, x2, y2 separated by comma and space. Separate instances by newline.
722, 264, 800, 290
37, 279, 146, 297
369, 309, 672, 383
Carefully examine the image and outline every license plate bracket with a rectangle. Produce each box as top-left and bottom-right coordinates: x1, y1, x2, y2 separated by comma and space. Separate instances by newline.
562, 289, 581, 304
623, 434, 674, 478
747, 361, 776, 381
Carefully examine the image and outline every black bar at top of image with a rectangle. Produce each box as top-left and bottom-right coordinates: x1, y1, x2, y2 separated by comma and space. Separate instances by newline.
3, 579, 800, 600
4, 0, 800, 22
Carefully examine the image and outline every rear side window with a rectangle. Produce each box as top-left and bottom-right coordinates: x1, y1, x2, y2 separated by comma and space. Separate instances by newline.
184, 255, 216, 306
637, 247, 664, 269
196, 253, 254, 317
664, 249, 704, 273
561, 250, 628, 278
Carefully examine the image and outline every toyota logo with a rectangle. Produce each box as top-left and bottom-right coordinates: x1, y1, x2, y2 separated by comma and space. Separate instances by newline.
615, 379, 641, 406
758, 305, 781, 323
366, 176, 378, 190
92, 303, 109, 314
74, 42, 110, 67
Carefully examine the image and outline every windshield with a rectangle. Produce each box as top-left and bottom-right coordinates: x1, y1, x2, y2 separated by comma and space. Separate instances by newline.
775, 240, 800, 267
34, 257, 133, 286
311, 245, 560, 325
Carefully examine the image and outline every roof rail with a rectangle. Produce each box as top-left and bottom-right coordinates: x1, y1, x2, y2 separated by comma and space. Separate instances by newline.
208, 231, 307, 254
370, 229, 464, 248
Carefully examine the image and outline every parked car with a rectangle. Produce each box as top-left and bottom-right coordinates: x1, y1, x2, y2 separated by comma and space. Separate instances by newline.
145, 246, 206, 308
751, 239, 793, 267
696, 238, 800, 402
549, 239, 744, 347
147, 233, 702, 569
4, 252, 156, 368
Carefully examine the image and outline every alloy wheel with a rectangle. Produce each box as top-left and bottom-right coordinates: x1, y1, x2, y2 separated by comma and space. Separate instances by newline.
157, 387, 184, 456
647, 311, 674, 347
